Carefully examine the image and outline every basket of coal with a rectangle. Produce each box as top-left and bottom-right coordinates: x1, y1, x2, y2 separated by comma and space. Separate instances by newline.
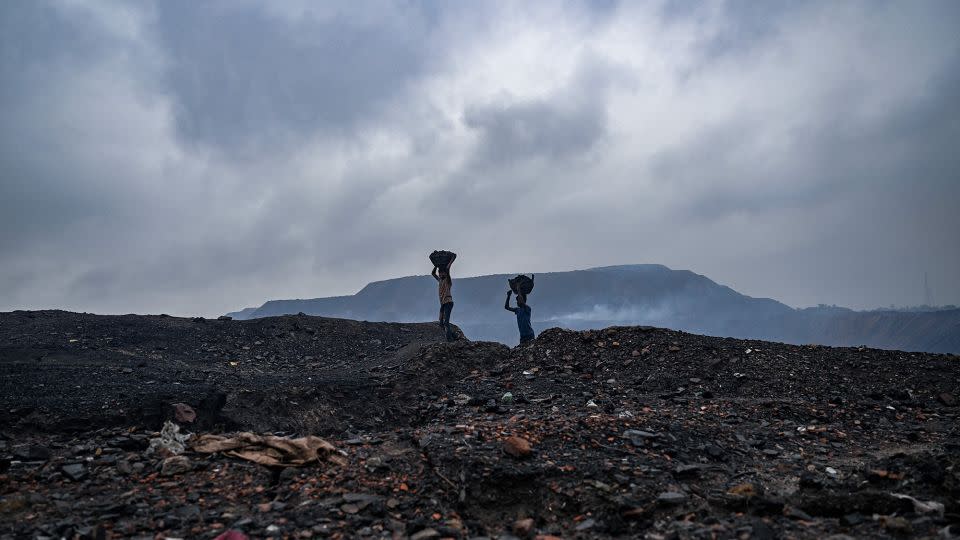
429, 250, 457, 269
509, 274, 534, 296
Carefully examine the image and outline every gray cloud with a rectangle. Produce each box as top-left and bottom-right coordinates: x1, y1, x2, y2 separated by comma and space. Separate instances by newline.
1, 0, 958, 316
154, 1, 437, 155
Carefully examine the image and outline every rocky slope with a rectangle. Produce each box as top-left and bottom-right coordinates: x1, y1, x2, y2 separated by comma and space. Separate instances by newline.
1, 310, 959, 539
226, 265, 960, 353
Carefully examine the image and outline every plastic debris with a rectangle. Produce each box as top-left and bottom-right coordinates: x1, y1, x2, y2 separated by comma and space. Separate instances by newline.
147, 421, 191, 456
891, 493, 945, 517
192, 432, 345, 467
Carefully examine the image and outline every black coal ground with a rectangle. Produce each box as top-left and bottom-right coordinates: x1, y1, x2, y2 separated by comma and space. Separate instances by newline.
1, 310, 958, 539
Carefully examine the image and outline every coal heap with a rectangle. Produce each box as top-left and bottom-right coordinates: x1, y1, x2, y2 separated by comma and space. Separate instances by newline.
1, 310, 958, 539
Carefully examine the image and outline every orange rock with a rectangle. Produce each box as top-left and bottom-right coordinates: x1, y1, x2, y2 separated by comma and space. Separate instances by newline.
503, 436, 532, 459
727, 483, 756, 497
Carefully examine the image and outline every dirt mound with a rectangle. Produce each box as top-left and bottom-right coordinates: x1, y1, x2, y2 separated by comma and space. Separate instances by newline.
1, 310, 959, 539
0, 310, 454, 433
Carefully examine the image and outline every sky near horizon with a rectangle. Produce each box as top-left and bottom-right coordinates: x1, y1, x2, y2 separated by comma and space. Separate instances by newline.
2, 0, 959, 317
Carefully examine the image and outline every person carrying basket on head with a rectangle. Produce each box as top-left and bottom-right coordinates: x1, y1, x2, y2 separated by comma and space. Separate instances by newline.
505, 274, 535, 344
430, 251, 457, 341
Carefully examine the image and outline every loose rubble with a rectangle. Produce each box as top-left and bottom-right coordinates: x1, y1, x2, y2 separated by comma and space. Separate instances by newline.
1, 310, 958, 538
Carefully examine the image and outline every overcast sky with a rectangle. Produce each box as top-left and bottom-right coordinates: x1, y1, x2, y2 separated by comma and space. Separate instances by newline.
2, 0, 959, 317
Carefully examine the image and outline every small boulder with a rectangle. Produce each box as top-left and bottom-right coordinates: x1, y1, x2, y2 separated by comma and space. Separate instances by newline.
61, 463, 87, 482
513, 517, 535, 537
658, 491, 688, 505
410, 529, 440, 540
172, 403, 197, 424
503, 436, 532, 459
161, 455, 192, 476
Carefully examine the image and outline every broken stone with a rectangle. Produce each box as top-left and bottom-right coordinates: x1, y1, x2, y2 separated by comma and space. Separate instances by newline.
410, 529, 440, 540
513, 517, 534, 537
784, 506, 813, 521
161, 455, 192, 476
675, 463, 704, 476
937, 392, 956, 406
575, 518, 596, 531
880, 515, 911, 534
658, 491, 687, 505
727, 483, 756, 497
61, 463, 87, 482
172, 403, 197, 424
840, 513, 863, 526
503, 436, 532, 459
622, 429, 659, 446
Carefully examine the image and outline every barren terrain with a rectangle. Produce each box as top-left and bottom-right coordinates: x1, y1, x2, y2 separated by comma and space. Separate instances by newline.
1, 310, 958, 539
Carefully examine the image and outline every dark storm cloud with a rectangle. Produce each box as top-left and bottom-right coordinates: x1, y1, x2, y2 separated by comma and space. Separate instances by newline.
1, 0, 958, 316
154, 1, 436, 154
463, 96, 606, 166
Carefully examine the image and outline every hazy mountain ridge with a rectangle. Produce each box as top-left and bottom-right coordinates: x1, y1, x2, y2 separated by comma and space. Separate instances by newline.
228, 264, 960, 353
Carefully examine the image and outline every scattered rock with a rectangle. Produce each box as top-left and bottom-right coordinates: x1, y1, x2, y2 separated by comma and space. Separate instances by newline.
172, 403, 197, 424
880, 515, 911, 534
61, 463, 87, 481
840, 513, 863, 526
13, 444, 51, 461
513, 517, 535, 537
784, 506, 813, 521
575, 518, 596, 531
161, 455, 192, 476
503, 436, 532, 459
622, 429, 658, 446
675, 463, 704, 477
410, 528, 440, 540
658, 491, 687, 505
727, 483, 756, 497
4, 311, 960, 540
937, 392, 957, 406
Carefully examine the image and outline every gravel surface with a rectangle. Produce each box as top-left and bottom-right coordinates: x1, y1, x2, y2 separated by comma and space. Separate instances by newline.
1, 310, 958, 539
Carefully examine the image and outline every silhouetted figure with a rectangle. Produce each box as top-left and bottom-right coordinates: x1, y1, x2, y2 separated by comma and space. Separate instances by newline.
432, 253, 456, 341
505, 290, 535, 344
